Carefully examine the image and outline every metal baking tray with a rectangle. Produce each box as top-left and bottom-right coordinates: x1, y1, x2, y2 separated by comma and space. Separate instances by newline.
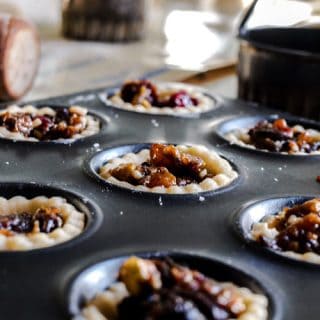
1, 86, 319, 319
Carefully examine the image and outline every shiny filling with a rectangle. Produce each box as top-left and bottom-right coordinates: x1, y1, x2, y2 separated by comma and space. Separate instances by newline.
247, 119, 320, 153
109, 144, 212, 188
258, 198, 320, 254
85, 257, 249, 320
0, 106, 89, 140
119, 80, 199, 109
0, 207, 63, 236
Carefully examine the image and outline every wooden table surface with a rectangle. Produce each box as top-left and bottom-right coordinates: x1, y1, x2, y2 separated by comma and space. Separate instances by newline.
19, 3, 239, 102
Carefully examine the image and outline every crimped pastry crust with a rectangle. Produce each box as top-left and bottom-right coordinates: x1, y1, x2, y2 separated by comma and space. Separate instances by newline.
0, 196, 85, 250
0, 105, 100, 141
251, 211, 320, 264
225, 125, 320, 155
78, 281, 268, 320
99, 145, 238, 194
102, 83, 215, 116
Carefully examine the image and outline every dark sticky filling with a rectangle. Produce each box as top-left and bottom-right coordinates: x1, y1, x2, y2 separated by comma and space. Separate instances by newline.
109, 144, 212, 188
116, 257, 246, 320
119, 80, 199, 109
258, 198, 320, 254
0, 207, 64, 235
0, 107, 88, 140
247, 118, 320, 153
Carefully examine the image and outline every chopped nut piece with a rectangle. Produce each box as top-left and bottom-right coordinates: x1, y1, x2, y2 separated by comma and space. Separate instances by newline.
119, 256, 162, 296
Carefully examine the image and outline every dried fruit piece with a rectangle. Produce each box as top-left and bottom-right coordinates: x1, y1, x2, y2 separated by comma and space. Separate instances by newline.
254, 198, 320, 256
119, 80, 199, 109
120, 80, 158, 107
0, 207, 63, 234
0, 106, 94, 141
109, 144, 210, 188
166, 90, 199, 108
247, 119, 320, 153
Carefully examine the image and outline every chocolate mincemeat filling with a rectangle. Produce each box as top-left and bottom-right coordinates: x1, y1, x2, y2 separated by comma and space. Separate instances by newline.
260, 199, 320, 254
0, 107, 87, 140
120, 80, 199, 108
117, 258, 243, 320
0, 207, 63, 234
109, 144, 211, 188
248, 119, 320, 153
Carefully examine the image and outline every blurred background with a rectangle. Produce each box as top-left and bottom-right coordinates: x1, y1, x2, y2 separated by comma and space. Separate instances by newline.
0, 0, 319, 101
0, 0, 252, 100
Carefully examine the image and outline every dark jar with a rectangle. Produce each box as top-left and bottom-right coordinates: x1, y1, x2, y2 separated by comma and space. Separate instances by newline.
62, 0, 146, 42
238, 27, 320, 121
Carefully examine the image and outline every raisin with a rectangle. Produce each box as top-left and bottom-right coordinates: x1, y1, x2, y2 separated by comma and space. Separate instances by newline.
0, 213, 33, 233
120, 80, 158, 106
55, 107, 70, 122
0, 207, 63, 234
34, 208, 63, 233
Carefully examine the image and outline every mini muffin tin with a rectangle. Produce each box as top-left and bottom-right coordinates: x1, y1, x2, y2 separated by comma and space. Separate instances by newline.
1, 86, 320, 319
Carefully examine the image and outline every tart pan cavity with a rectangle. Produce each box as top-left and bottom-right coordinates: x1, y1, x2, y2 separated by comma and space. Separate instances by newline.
232, 195, 320, 266
100, 82, 217, 118
0, 182, 102, 252
0, 104, 108, 144
216, 115, 320, 156
83, 143, 240, 196
67, 252, 278, 320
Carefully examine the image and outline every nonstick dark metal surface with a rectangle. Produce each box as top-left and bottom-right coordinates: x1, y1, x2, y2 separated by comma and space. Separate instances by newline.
1, 87, 320, 319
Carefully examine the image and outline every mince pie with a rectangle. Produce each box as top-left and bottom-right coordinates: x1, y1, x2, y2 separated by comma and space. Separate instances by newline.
252, 198, 320, 263
103, 80, 215, 116
99, 144, 238, 194
226, 118, 320, 154
78, 256, 268, 320
0, 196, 85, 250
0, 105, 100, 142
